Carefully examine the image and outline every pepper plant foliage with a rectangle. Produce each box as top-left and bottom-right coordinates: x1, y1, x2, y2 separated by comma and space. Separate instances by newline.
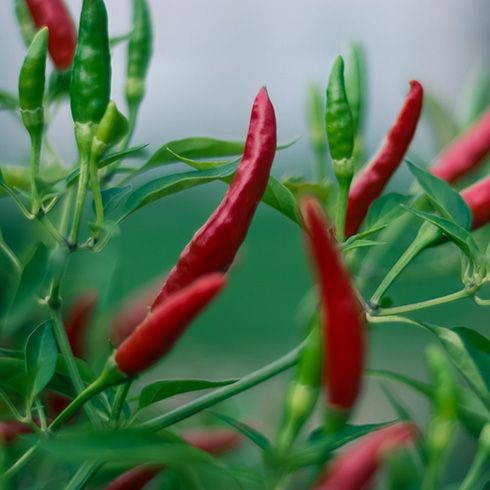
3, 0, 490, 489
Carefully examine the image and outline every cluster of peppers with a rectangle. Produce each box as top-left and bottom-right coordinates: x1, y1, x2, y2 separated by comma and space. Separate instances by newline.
8, 0, 490, 488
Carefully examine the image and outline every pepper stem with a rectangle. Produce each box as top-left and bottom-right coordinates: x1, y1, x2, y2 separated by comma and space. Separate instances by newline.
88, 152, 104, 244
29, 130, 42, 214
69, 152, 91, 247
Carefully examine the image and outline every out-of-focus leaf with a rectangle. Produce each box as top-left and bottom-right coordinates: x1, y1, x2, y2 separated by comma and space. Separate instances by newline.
99, 144, 149, 168
0, 91, 19, 111
424, 93, 458, 152
362, 193, 413, 232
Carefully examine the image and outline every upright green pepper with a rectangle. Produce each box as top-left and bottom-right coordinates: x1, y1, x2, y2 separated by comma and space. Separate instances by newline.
70, 0, 111, 153
126, 0, 152, 135
326, 55, 355, 241
18, 27, 48, 212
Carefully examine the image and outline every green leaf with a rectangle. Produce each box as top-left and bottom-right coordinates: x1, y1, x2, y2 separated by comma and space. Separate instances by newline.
109, 32, 132, 48
138, 378, 239, 410
0, 90, 19, 111
368, 369, 432, 397
424, 93, 459, 151
39, 429, 215, 465
25, 321, 57, 402
97, 186, 132, 220
282, 177, 333, 208
211, 412, 271, 450
406, 160, 471, 230
362, 193, 413, 232
55, 354, 96, 384
120, 162, 239, 221
343, 239, 385, 253
402, 205, 479, 264
99, 144, 149, 168
435, 326, 490, 409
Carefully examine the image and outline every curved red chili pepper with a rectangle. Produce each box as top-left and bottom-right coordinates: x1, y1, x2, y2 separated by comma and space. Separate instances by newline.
104, 466, 160, 490
25, 0, 77, 70
314, 422, 417, 490
301, 196, 365, 411
431, 108, 490, 184
345, 80, 423, 237
152, 87, 276, 309
460, 175, 490, 230
115, 273, 227, 376
110, 282, 162, 347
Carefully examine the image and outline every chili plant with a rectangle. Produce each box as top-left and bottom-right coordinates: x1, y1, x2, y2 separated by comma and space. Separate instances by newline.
1, 1, 490, 489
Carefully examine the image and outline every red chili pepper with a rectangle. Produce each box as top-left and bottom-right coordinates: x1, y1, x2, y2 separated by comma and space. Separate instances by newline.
301, 196, 365, 413
110, 282, 162, 347
182, 428, 241, 455
461, 175, 490, 230
431, 108, 490, 184
24, 0, 77, 70
115, 274, 227, 376
152, 87, 276, 309
344, 80, 423, 237
314, 422, 417, 490
0, 418, 48, 444
104, 466, 161, 490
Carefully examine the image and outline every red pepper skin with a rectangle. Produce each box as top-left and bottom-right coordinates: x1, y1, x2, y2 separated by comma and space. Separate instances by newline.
104, 466, 161, 490
0, 418, 48, 444
431, 108, 490, 184
110, 282, 162, 347
24, 0, 77, 70
183, 428, 241, 455
115, 274, 227, 376
314, 422, 417, 490
301, 197, 365, 411
460, 176, 490, 230
345, 80, 423, 238
152, 87, 276, 309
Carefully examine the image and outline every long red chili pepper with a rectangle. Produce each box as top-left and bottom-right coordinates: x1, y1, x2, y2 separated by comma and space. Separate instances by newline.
115, 274, 227, 376
461, 175, 490, 230
301, 196, 365, 413
110, 282, 161, 347
344, 80, 423, 237
314, 422, 417, 490
24, 0, 77, 70
103, 428, 241, 489
431, 107, 490, 184
152, 87, 276, 309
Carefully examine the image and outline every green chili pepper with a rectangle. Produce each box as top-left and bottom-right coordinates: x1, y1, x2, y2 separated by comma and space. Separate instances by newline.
92, 101, 129, 160
126, 0, 152, 116
14, 0, 37, 46
70, 0, 111, 152
345, 43, 365, 138
276, 316, 321, 452
326, 55, 354, 163
19, 27, 48, 211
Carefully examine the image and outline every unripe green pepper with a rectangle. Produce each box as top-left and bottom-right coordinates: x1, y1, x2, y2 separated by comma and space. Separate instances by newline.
70, 0, 111, 153
19, 27, 48, 137
126, 0, 153, 111
92, 101, 129, 160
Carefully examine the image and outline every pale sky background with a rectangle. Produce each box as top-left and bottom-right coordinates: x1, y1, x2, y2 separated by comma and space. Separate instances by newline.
1, 0, 489, 177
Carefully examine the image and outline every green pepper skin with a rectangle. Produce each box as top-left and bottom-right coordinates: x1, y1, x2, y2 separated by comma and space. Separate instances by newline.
19, 27, 48, 135
70, 0, 111, 134
126, 0, 153, 109
92, 101, 129, 159
326, 55, 354, 162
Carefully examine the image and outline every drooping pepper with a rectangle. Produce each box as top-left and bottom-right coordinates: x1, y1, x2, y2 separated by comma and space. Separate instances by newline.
115, 274, 227, 376
70, 0, 111, 152
460, 175, 490, 230
152, 87, 276, 309
344, 80, 423, 238
24, 0, 77, 70
431, 107, 490, 184
300, 196, 365, 423
314, 422, 417, 490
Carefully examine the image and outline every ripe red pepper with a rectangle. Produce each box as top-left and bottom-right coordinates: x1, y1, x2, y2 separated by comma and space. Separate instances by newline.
182, 428, 241, 455
152, 87, 276, 309
344, 80, 423, 237
461, 175, 490, 230
104, 466, 160, 490
431, 108, 490, 184
301, 196, 365, 413
115, 274, 227, 376
314, 422, 417, 490
110, 282, 162, 347
24, 0, 77, 70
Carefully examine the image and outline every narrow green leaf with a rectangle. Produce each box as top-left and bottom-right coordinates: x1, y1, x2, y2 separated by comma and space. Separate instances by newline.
25, 321, 57, 402
406, 160, 471, 230
402, 205, 479, 264
120, 162, 239, 220
343, 239, 385, 253
99, 144, 149, 168
362, 193, 413, 232
138, 378, 239, 410
0, 90, 19, 111
368, 369, 432, 397
211, 412, 271, 450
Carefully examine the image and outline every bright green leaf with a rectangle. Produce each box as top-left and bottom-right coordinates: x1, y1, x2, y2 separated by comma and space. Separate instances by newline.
99, 144, 149, 168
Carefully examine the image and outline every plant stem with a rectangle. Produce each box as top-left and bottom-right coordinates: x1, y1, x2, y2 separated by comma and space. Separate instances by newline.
142, 340, 306, 431
0, 230, 21, 274
373, 285, 478, 316
88, 153, 104, 243
335, 180, 350, 242
109, 380, 132, 425
60, 186, 77, 237
459, 449, 489, 490
29, 131, 42, 213
1, 443, 39, 481
65, 461, 103, 490
38, 214, 64, 244
370, 223, 441, 307
68, 153, 90, 247
0, 388, 24, 421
